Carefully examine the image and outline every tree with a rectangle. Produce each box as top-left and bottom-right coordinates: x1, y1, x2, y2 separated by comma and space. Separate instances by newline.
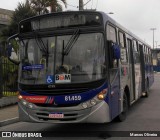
0, 0, 36, 93
10, 0, 36, 35
0, 0, 36, 43
29, 0, 50, 15
49, 0, 67, 12
0, 0, 36, 57
29, 0, 67, 14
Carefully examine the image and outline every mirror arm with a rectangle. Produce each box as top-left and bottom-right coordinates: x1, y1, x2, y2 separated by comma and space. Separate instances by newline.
7, 34, 19, 43
7, 33, 20, 65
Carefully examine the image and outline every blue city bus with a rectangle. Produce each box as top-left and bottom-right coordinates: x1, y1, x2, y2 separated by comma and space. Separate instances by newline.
8, 11, 154, 123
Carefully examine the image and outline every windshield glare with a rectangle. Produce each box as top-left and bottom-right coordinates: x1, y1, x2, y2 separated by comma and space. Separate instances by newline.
19, 33, 106, 85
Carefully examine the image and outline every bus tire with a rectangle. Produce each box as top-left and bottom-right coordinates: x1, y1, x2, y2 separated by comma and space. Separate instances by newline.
116, 93, 128, 122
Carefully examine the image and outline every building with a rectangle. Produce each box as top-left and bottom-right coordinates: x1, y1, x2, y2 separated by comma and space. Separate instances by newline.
0, 8, 13, 32
152, 48, 160, 72
0, 8, 13, 56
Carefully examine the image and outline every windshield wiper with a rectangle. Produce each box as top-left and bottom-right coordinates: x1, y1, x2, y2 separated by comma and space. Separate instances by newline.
37, 38, 49, 67
33, 32, 49, 67
34, 31, 48, 54
64, 28, 80, 55
61, 29, 80, 65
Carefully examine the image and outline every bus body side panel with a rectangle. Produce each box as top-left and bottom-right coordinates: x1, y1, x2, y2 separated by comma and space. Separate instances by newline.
109, 70, 121, 120
119, 62, 129, 112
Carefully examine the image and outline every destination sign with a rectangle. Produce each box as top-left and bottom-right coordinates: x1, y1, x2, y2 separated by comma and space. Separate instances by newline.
19, 13, 102, 33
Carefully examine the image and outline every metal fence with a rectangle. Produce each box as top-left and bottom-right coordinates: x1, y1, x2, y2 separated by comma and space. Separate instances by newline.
0, 57, 18, 98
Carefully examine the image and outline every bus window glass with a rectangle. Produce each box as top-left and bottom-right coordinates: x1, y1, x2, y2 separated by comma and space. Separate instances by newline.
106, 25, 118, 70
133, 40, 140, 64
133, 40, 137, 52
18, 33, 106, 84
143, 46, 145, 53
119, 32, 127, 63
119, 32, 125, 47
107, 25, 117, 43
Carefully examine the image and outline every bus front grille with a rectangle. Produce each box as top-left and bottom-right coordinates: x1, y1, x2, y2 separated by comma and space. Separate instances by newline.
33, 109, 90, 122
34, 103, 80, 107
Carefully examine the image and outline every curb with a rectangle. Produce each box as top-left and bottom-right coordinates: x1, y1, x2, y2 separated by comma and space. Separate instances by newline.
0, 117, 19, 127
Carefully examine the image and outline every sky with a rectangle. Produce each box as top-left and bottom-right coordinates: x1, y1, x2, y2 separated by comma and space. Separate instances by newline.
0, 0, 160, 48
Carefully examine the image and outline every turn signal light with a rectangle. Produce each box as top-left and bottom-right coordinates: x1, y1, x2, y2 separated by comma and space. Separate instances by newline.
18, 95, 23, 100
97, 89, 107, 100
97, 93, 105, 100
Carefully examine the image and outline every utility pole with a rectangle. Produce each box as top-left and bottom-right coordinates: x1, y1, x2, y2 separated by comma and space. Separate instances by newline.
155, 41, 158, 49
79, 0, 84, 10
150, 28, 156, 49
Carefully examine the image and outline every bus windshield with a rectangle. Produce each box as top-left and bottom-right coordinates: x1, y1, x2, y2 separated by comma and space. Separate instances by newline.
19, 33, 106, 85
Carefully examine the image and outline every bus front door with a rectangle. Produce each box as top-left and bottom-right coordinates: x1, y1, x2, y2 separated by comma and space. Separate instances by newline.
127, 38, 136, 102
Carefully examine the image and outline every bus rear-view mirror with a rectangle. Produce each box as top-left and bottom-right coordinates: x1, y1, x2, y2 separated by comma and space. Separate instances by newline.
107, 41, 120, 68
7, 34, 20, 65
113, 43, 120, 60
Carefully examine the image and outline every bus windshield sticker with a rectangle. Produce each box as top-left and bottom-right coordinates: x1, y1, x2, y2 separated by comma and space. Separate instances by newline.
55, 74, 71, 83
46, 75, 54, 84
22, 64, 44, 70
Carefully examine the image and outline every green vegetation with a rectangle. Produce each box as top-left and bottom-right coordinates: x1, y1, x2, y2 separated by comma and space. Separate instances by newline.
0, 0, 67, 51
0, 0, 67, 97
29, 0, 67, 14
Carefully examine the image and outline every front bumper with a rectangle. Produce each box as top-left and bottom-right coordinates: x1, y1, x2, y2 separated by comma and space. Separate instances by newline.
18, 101, 111, 123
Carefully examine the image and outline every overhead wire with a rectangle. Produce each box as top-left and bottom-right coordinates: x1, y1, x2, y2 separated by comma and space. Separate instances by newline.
83, 0, 92, 6
60, 0, 95, 10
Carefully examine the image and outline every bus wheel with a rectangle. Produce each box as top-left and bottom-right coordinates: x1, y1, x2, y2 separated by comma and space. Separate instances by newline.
116, 93, 128, 122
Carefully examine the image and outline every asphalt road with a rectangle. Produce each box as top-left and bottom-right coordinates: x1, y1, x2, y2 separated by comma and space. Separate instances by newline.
1, 74, 160, 140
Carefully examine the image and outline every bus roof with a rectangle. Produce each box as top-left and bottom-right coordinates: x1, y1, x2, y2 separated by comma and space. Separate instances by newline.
19, 10, 151, 48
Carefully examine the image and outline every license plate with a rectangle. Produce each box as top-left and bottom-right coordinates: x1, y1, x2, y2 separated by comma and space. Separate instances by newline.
49, 113, 64, 118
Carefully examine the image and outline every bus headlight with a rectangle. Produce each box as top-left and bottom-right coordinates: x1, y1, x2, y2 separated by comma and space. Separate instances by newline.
81, 88, 107, 109
90, 99, 96, 105
82, 103, 88, 109
28, 103, 33, 109
22, 100, 28, 106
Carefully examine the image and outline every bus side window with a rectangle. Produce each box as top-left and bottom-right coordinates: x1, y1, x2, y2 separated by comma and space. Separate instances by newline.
119, 31, 128, 64
107, 24, 117, 43
133, 40, 140, 64
107, 24, 118, 68
144, 46, 147, 63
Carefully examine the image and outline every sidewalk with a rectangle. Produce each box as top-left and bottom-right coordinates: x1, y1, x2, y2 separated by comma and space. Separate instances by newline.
0, 104, 18, 122
0, 96, 19, 127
